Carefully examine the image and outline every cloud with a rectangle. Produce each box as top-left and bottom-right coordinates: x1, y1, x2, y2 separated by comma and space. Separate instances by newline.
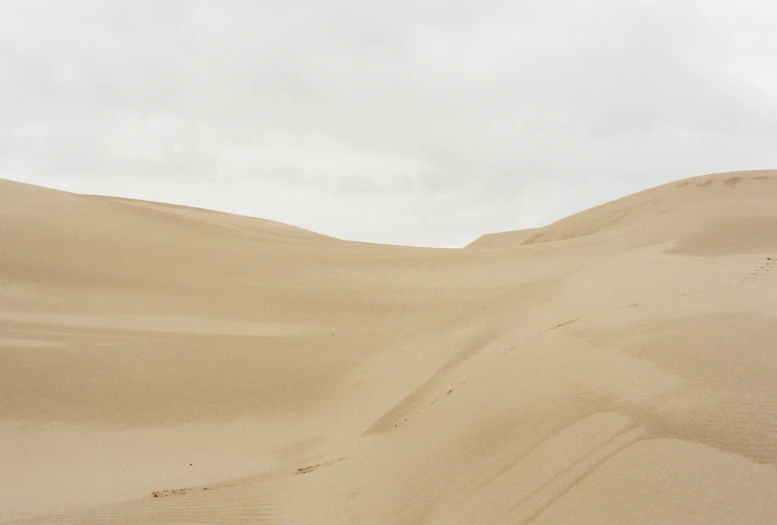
2, 0, 777, 246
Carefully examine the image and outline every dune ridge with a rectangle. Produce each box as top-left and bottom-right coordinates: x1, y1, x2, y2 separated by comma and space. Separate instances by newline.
2, 170, 777, 524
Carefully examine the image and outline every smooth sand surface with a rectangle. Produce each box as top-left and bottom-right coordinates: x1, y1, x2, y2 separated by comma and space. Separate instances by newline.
2, 170, 777, 524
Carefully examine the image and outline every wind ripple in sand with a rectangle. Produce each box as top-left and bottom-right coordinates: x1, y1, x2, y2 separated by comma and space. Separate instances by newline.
4, 473, 290, 525
0, 312, 314, 337
0, 337, 64, 348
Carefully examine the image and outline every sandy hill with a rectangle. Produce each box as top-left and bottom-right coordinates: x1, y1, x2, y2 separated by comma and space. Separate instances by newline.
1, 170, 777, 524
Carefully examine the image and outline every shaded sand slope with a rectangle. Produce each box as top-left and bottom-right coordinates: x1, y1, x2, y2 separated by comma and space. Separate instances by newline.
2, 171, 777, 524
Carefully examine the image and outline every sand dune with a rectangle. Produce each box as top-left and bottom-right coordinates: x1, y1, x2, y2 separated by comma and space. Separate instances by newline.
2, 170, 777, 524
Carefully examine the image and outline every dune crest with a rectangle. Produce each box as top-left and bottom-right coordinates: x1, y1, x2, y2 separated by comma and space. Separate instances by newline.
2, 170, 777, 524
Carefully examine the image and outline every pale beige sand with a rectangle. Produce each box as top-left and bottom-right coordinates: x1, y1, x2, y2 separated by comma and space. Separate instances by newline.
1, 170, 777, 524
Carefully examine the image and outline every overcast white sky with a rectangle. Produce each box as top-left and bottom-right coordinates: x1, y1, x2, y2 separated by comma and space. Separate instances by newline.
2, 1, 776, 246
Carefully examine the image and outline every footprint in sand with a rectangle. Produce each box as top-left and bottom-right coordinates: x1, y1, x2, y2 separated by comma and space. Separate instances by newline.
740, 257, 777, 285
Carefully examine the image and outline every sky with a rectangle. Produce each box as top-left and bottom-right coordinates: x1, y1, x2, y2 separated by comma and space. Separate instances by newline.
2, 0, 777, 247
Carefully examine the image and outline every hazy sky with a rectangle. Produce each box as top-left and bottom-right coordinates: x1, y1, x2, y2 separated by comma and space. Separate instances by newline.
2, 1, 776, 246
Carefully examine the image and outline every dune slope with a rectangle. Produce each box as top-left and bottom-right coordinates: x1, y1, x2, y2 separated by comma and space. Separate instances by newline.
2, 170, 777, 524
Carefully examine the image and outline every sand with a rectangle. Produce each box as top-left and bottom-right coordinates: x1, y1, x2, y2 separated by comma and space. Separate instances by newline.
1, 170, 776, 524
